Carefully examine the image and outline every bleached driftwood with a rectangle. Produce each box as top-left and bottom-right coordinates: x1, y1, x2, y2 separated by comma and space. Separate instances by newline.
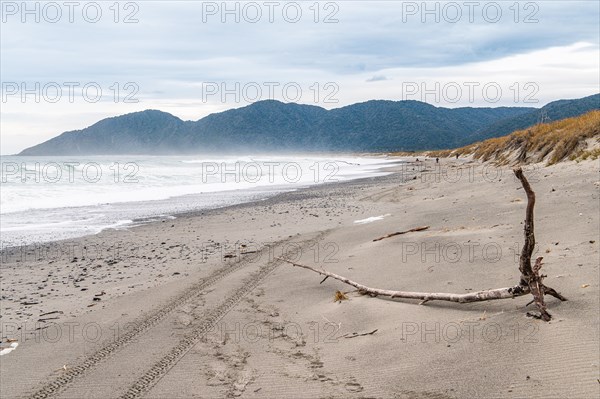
278, 168, 566, 320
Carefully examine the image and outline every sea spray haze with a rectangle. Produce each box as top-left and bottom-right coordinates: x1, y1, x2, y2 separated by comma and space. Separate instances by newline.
0, 155, 396, 246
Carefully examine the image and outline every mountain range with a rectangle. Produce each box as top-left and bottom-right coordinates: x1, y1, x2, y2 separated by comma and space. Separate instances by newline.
17, 93, 599, 155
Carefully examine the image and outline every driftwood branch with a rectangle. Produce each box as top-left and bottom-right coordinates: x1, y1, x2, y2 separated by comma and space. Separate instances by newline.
279, 168, 566, 321
373, 226, 430, 242
277, 257, 534, 302
513, 168, 566, 320
278, 256, 566, 303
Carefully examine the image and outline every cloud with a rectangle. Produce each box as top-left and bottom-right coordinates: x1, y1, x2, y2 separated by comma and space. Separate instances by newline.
1, 1, 599, 154
366, 75, 389, 82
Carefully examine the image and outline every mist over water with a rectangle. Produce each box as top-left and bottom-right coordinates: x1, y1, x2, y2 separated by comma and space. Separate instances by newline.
1, 154, 397, 247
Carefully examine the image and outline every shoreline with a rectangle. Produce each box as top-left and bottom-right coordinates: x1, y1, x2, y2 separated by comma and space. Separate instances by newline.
1, 156, 598, 398
1, 157, 416, 325
0, 155, 402, 248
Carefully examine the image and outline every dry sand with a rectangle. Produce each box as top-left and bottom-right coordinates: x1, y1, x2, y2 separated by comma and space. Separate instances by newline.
1, 157, 598, 398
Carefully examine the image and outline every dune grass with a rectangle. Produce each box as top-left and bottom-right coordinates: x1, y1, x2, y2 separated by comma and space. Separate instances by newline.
421, 110, 600, 165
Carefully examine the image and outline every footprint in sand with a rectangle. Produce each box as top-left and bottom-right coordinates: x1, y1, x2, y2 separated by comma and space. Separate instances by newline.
345, 379, 364, 392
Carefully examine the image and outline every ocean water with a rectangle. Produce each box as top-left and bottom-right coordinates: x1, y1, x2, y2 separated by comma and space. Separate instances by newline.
0, 155, 397, 247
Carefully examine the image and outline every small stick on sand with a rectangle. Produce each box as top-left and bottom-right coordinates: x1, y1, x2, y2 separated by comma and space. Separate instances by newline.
39, 310, 62, 317
342, 329, 378, 338
373, 226, 429, 242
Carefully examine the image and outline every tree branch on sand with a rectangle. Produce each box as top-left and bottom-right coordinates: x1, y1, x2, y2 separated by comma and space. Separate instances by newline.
278, 168, 566, 321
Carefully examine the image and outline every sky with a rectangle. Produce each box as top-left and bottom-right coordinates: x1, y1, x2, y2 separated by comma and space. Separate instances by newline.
1, 0, 599, 154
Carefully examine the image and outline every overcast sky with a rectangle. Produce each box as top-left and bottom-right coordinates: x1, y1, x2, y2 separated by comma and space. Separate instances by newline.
1, 0, 599, 154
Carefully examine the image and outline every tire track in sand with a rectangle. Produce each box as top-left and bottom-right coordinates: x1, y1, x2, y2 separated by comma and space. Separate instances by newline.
119, 234, 326, 399
27, 238, 299, 399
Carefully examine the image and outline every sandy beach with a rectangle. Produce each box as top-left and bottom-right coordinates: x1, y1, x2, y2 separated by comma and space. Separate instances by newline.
1, 157, 598, 399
